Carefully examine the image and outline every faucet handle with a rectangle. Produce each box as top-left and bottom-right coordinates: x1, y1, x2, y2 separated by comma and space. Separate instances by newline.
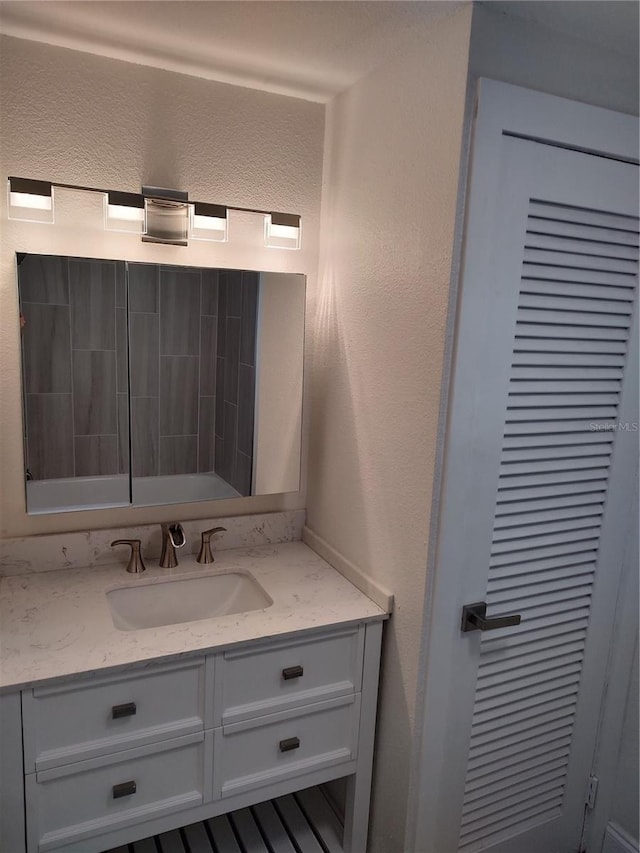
111, 539, 146, 574
197, 527, 227, 564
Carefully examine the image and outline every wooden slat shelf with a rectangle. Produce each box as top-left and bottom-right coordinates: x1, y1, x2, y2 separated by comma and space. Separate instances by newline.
104, 787, 344, 853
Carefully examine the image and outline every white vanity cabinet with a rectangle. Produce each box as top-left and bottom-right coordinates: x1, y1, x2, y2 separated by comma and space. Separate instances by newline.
12, 620, 382, 853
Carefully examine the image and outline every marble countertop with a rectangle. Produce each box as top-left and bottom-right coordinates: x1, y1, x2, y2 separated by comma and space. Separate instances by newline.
0, 541, 387, 691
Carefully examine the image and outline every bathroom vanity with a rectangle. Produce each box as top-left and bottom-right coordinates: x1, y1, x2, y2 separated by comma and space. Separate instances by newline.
0, 539, 388, 853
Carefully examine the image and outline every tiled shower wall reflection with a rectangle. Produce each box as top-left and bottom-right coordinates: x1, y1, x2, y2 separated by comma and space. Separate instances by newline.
18, 255, 128, 480
129, 265, 257, 496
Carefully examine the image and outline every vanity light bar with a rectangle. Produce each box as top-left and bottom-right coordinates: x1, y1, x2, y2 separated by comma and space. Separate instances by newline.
191, 202, 228, 243
6, 177, 301, 249
7, 177, 54, 223
265, 212, 302, 250
105, 190, 145, 234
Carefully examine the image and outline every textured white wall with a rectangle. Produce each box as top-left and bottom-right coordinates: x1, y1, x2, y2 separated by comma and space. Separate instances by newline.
306, 8, 473, 851
0, 35, 324, 537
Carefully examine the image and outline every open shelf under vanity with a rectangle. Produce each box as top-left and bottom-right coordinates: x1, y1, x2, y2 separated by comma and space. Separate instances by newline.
104, 787, 343, 853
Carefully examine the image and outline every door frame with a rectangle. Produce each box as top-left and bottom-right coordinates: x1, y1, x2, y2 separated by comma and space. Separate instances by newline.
406, 79, 639, 853
582, 486, 638, 853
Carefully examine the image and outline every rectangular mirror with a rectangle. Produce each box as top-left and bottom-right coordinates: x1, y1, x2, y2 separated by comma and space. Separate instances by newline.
17, 254, 305, 514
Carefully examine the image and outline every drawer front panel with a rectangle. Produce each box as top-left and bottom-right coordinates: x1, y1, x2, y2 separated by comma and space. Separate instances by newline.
215, 694, 361, 798
23, 659, 206, 771
218, 628, 363, 724
27, 733, 205, 852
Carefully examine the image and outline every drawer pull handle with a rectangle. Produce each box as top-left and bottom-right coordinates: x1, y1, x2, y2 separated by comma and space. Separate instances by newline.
282, 666, 304, 680
112, 702, 137, 719
279, 737, 300, 753
112, 781, 137, 799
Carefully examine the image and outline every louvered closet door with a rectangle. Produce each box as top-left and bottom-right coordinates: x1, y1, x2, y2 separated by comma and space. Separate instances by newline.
447, 135, 638, 853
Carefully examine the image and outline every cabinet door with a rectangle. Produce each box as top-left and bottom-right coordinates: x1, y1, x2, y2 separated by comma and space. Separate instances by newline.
0, 692, 25, 853
216, 627, 364, 724
23, 658, 206, 771
214, 694, 360, 799
26, 732, 207, 853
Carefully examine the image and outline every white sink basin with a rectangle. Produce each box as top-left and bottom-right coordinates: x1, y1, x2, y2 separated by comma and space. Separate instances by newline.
107, 570, 273, 631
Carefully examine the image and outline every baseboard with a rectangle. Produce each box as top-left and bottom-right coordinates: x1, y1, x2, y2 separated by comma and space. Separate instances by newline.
302, 526, 394, 612
602, 822, 640, 853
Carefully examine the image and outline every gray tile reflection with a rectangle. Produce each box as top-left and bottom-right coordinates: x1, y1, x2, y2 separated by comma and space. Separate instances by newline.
74, 435, 118, 477
21, 303, 71, 394
160, 268, 200, 355
129, 313, 159, 397
26, 394, 74, 480
199, 315, 217, 396
201, 269, 219, 315
198, 396, 215, 473
131, 397, 158, 478
70, 260, 116, 350
129, 264, 158, 313
72, 350, 117, 436
159, 436, 197, 475
160, 356, 198, 436
18, 255, 68, 304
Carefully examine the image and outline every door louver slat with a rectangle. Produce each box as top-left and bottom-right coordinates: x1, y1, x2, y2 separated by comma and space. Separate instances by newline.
525, 217, 639, 245
525, 232, 639, 259
489, 541, 599, 567
500, 444, 613, 463
523, 248, 637, 274
511, 365, 624, 379
488, 576, 595, 604
476, 653, 584, 692
462, 780, 567, 830
527, 200, 639, 233
514, 337, 628, 353
459, 198, 638, 851
470, 697, 579, 739
515, 322, 628, 339
519, 293, 634, 313
478, 640, 585, 676
472, 684, 582, 727
463, 762, 570, 808
465, 735, 573, 782
469, 707, 577, 752
464, 751, 571, 799
492, 515, 602, 539
460, 795, 565, 845
521, 280, 634, 302
488, 567, 595, 596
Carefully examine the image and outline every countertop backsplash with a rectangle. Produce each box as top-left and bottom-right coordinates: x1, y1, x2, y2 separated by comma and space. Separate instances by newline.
0, 510, 305, 576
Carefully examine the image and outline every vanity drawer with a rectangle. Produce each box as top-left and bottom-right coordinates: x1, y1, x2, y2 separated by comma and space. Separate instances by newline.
26, 732, 207, 853
217, 627, 364, 724
22, 658, 206, 772
214, 694, 360, 799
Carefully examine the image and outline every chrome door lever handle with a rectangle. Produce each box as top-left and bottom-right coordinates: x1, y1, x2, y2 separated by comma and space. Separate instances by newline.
461, 601, 521, 633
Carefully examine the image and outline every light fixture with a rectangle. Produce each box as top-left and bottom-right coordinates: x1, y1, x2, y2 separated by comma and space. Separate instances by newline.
265, 212, 301, 250
190, 202, 228, 242
7, 176, 301, 249
7, 177, 54, 223
104, 191, 145, 234
142, 186, 190, 246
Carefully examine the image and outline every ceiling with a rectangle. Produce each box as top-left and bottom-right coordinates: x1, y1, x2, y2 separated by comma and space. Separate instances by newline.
0, 1, 460, 102
0, 1, 637, 103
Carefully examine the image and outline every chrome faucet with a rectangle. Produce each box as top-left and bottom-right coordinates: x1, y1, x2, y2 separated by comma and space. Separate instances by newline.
159, 523, 186, 568
111, 539, 146, 574
197, 526, 227, 564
